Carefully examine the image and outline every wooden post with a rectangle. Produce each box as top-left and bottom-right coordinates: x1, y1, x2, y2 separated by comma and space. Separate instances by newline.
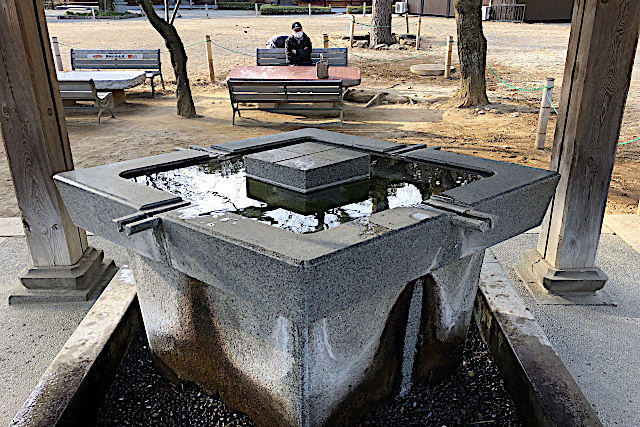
416, 16, 422, 49
205, 34, 215, 82
323, 33, 329, 48
255, 3, 259, 16
52, 36, 63, 71
205, 3, 209, 18
362, 1, 366, 17
405, 13, 409, 34
349, 14, 355, 48
189, 0, 193, 9
523, 0, 640, 293
309, 3, 312, 16
0, 0, 115, 302
534, 77, 555, 149
444, 35, 453, 78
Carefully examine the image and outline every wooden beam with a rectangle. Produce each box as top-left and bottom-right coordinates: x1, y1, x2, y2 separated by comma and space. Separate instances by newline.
525, 0, 640, 292
0, 0, 114, 301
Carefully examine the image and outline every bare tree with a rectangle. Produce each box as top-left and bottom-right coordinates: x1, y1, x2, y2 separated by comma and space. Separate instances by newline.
370, 0, 394, 46
450, 0, 488, 107
137, 0, 196, 117
99, 0, 115, 11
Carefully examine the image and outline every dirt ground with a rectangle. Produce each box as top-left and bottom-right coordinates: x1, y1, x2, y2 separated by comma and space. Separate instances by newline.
0, 12, 638, 217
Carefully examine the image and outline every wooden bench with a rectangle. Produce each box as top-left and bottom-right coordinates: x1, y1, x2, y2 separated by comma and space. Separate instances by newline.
59, 79, 114, 125
70, 49, 164, 97
256, 48, 348, 66
227, 79, 344, 125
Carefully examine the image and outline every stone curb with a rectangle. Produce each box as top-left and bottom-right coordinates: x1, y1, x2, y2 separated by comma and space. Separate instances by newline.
474, 250, 603, 427
10, 267, 140, 427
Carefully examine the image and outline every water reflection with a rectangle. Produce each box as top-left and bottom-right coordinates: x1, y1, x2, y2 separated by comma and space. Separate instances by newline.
132, 156, 482, 234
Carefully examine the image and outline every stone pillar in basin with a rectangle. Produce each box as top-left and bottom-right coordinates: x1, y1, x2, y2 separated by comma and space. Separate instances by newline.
413, 252, 485, 384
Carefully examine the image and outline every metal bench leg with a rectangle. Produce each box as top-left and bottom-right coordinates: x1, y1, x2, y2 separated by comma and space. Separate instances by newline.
150, 76, 155, 98
160, 73, 165, 89
232, 109, 236, 125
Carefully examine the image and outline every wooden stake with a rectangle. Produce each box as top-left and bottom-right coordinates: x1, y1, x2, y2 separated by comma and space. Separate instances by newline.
323, 33, 329, 48
405, 13, 409, 34
309, 3, 312, 16
349, 14, 355, 48
362, 1, 366, 17
535, 77, 555, 149
205, 34, 215, 82
205, 3, 209, 18
256, 3, 259, 16
416, 16, 422, 49
444, 35, 453, 78
52, 36, 63, 71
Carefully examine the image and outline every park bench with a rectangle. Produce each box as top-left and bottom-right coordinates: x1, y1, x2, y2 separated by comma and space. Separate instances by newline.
256, 48, 349, 66
227, 79, 344, 125
59, 79, 114, 125
70, 49, 164, 97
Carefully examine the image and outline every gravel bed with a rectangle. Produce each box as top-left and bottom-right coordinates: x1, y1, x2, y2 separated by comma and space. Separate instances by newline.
97, 318, 520, 426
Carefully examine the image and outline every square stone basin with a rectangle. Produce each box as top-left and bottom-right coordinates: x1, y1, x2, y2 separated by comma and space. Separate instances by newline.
54, 129, 559, 427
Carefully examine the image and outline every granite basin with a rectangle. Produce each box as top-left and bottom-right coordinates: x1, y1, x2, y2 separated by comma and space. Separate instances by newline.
54, 128, 559, 427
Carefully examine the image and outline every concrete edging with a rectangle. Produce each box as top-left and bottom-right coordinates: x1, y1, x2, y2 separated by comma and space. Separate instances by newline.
10, 267, 140, 427
474, 250, 602, 426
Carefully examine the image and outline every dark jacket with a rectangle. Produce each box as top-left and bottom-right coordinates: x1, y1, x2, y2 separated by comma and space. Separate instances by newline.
285, 33, 312, 65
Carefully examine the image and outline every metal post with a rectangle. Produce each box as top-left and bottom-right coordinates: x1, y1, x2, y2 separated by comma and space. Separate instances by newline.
205, 34, 215, 82
535, 78, 555, 149
362, 1, 366, 17
444, 35, 453, 78
255, 3, 259, 16
323, 33, 329, 48
52, 36, 63, 71
309, 3, 312, 16
349, 14, 355, 48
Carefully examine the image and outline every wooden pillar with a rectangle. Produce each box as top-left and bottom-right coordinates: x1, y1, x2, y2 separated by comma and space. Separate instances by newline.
0, 0, 115, 302
205, 34, 215, 82
523, 0, 640, 293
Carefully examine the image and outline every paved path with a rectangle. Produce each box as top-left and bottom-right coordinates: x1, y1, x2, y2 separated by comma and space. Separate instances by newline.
493, 216, 640, 426
0, 235, 128, 425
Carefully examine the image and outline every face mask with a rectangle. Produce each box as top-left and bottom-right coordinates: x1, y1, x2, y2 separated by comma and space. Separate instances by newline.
294, 32, 303, 39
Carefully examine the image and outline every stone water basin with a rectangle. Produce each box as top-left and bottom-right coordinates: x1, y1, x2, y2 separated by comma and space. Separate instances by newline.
54, 128, 559, 427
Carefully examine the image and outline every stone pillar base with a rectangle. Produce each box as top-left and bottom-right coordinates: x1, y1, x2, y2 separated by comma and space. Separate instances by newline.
9, 247, 117, 304
522, 249, 608, 293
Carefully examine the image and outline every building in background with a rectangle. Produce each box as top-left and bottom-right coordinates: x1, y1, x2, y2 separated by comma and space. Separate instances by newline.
406, 0, 574, 23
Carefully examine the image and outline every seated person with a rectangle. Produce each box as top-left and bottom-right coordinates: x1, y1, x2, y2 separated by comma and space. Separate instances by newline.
285, 22, 312, 66
266, 34, 289, 49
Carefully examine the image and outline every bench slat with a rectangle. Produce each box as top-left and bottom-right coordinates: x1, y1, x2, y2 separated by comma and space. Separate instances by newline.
257, 48, 348, 66
60, 91, 96, 100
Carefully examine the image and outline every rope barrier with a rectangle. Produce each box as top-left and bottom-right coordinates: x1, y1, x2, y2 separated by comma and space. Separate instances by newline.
328, 39, 447, 63
486, 63, 547, 92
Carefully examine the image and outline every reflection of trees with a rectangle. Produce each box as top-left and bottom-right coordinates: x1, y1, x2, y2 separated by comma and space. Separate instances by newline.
199, 158, 244, 177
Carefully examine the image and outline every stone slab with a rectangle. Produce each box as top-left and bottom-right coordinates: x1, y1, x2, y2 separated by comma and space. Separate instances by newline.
475, 258, 602, 426
244, 143, 370, 193
603, 214, 640, 254
409, 63, 456, 76
0, 217, 24, 237
10, 266, 139, 426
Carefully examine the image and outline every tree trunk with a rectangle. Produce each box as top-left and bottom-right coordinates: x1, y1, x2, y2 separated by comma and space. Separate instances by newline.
370, 0, 393, 46
450, 0, 488, 107
99, 0, 115, 11
137, 0, 197, 118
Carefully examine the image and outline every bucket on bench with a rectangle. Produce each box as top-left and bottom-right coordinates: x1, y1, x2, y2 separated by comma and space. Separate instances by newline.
316, 54, 329, 79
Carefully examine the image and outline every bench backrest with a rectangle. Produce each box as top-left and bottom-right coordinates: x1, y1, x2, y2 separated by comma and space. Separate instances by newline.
256, 48, 348, 67
58, 79, 98, 101
71, 49, 161, 71
228, 79, 342, 104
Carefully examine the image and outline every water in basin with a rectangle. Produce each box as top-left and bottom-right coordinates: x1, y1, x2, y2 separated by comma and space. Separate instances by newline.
131, 155, 483, 234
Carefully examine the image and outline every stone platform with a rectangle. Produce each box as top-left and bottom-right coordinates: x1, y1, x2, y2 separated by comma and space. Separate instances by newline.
244, 141, 370, 193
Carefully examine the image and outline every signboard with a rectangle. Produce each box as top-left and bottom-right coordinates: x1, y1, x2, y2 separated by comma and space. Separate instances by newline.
87, 53, 143, 59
